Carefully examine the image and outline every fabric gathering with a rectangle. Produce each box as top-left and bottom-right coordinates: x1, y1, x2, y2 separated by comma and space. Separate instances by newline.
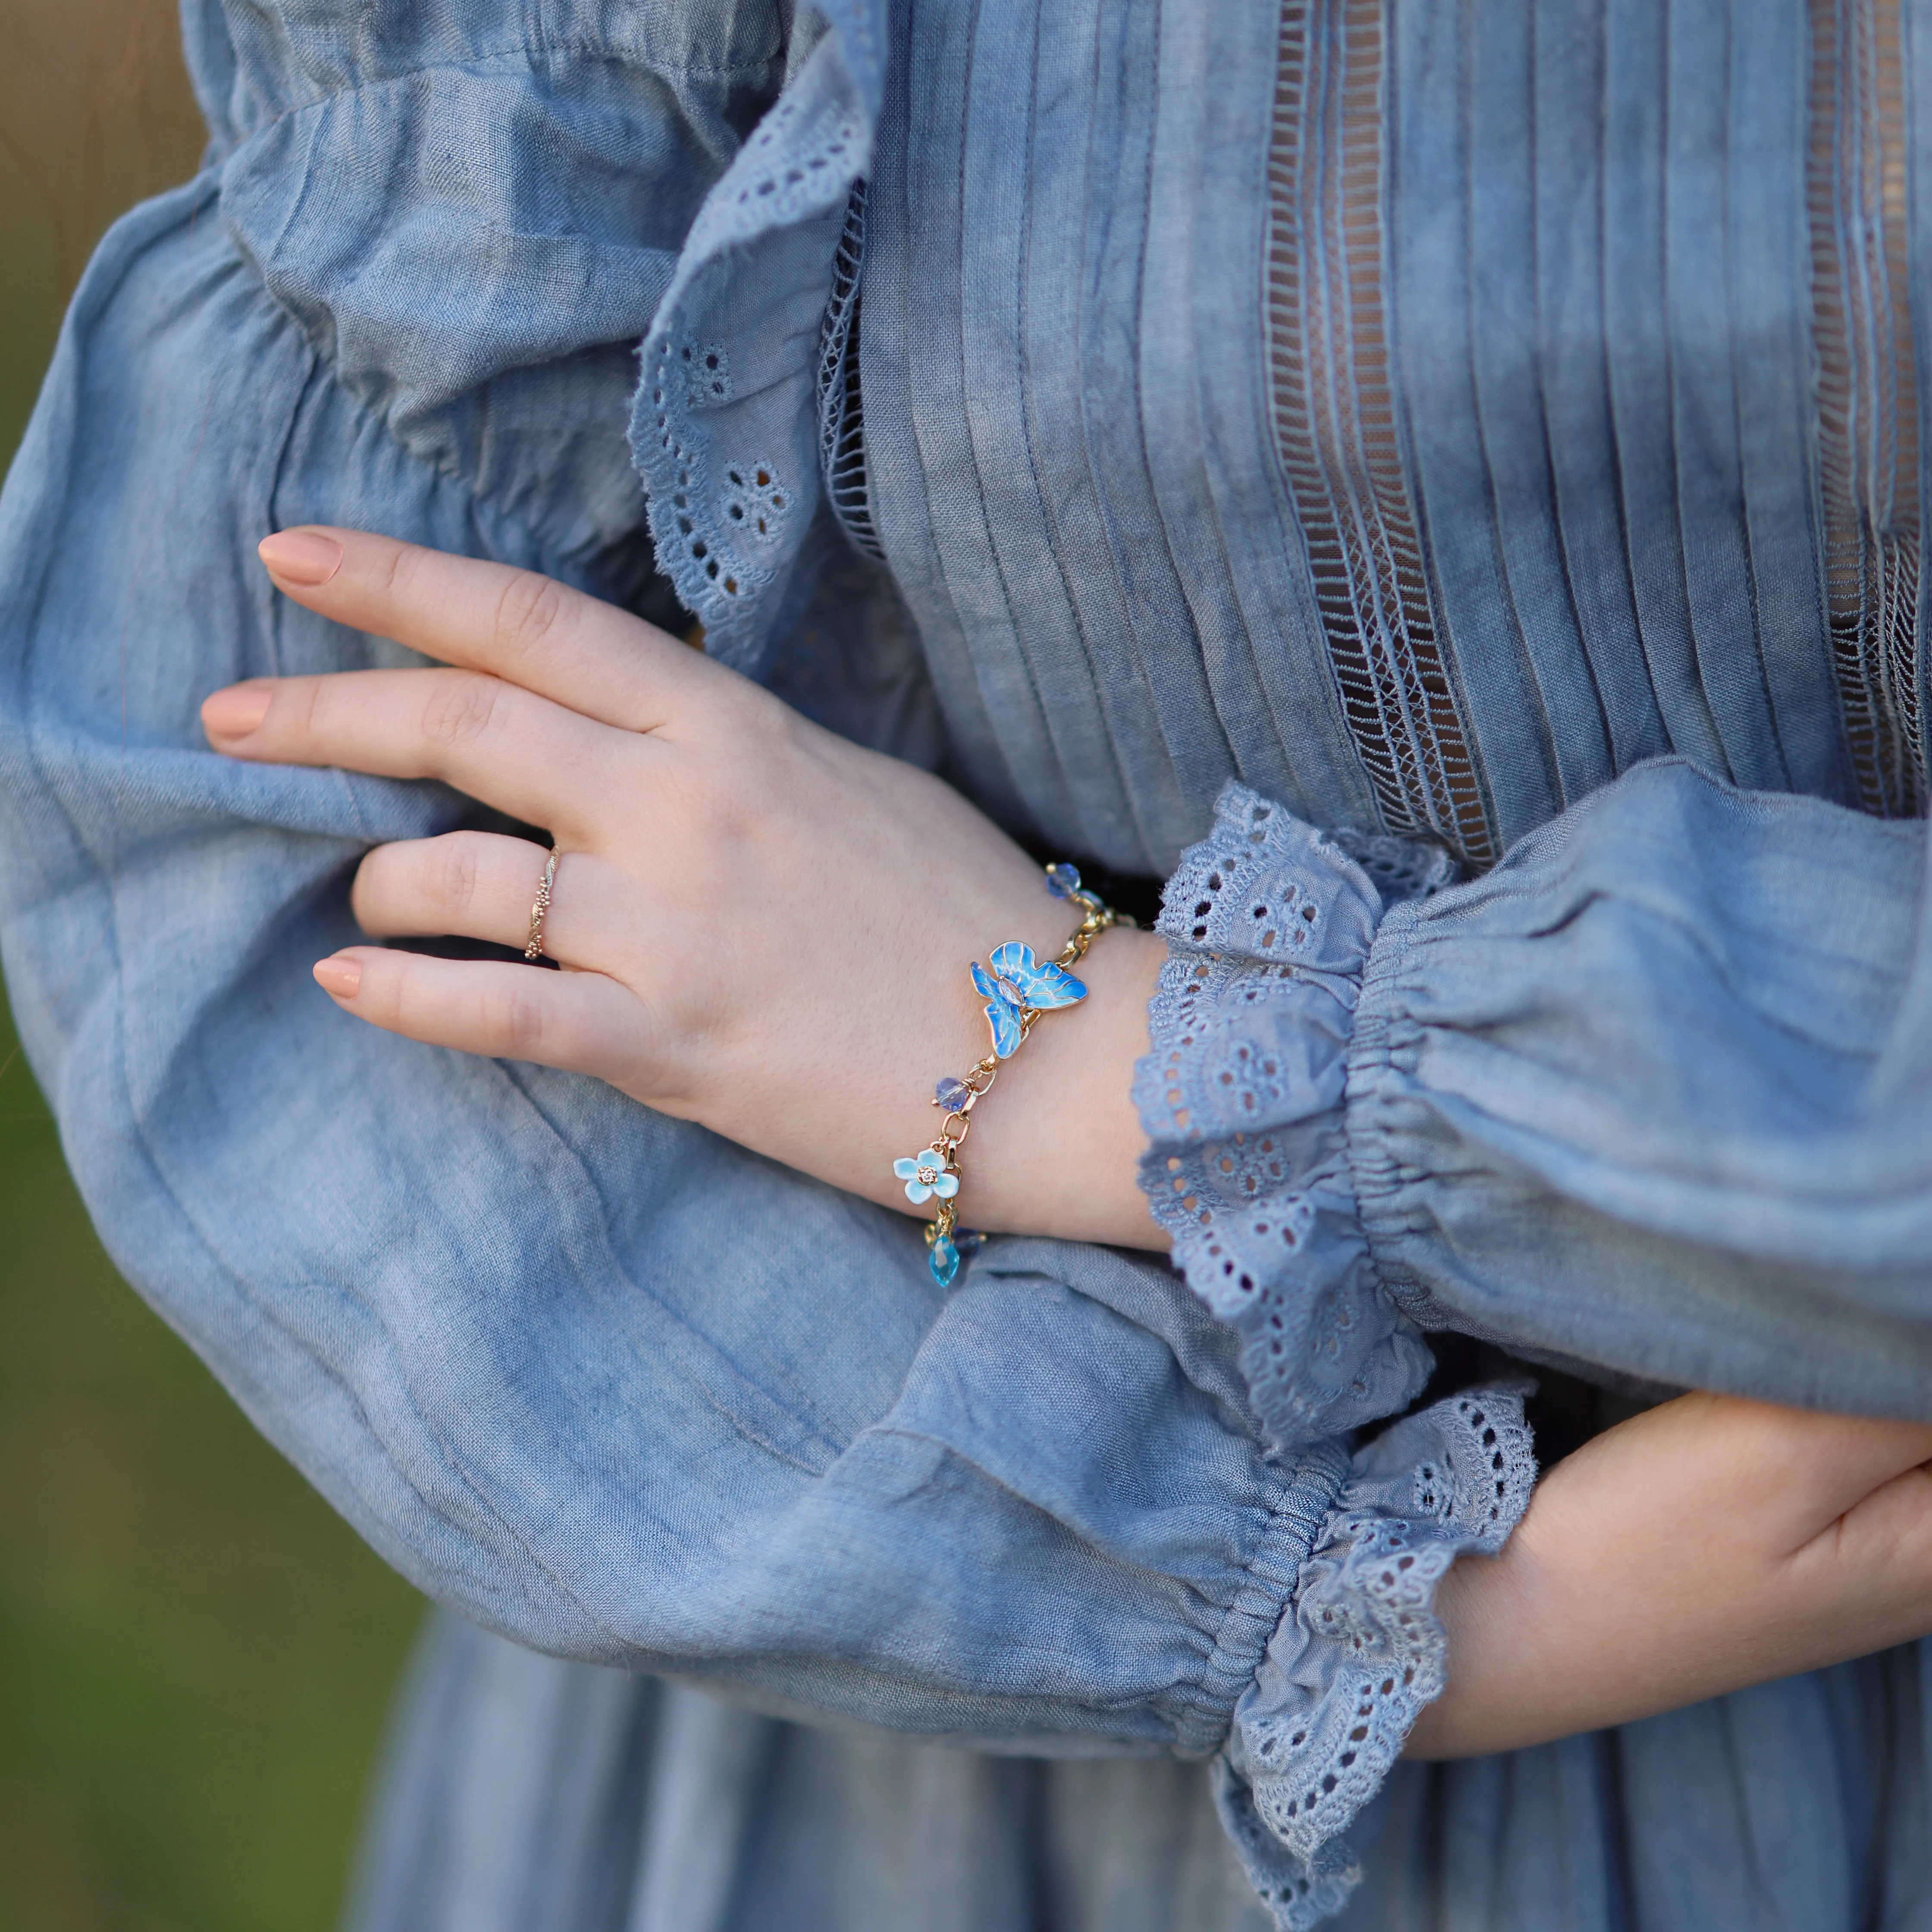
7, 0, 1932, 1924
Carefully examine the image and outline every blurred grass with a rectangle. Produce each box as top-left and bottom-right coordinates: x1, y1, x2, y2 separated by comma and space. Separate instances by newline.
0, 4, 424, 1927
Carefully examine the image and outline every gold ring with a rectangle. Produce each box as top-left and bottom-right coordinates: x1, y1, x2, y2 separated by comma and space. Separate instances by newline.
524, 847, 559, 961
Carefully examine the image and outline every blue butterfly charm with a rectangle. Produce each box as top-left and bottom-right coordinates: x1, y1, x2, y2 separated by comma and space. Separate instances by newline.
970, 941, 1088, 1058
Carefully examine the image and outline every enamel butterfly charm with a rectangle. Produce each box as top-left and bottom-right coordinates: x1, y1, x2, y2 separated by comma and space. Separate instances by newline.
970, 941, 1088, 1058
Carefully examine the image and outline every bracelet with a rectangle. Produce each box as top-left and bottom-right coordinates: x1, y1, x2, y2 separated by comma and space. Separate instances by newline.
892, 863, 1122, 1286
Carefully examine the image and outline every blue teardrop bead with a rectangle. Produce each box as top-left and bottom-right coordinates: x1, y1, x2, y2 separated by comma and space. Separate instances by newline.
934, 1076, 972, 1113
1045, 862, 1082, 899
929, 1233, 960, 1287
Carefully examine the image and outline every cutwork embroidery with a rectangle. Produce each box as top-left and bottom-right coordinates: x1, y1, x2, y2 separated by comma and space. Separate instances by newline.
819, 179, 884, 559
1235, 1392, 1537, 1877
1135, 786, 1440, 1449
685, 89, 867, 262
1810, 0, 1925, 816
1267, 0, 1495, 865
630, 21, 876, 663
1137, 789, 1518, 1918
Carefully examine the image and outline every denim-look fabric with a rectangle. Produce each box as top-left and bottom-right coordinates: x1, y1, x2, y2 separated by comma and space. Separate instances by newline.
7, 0, 1932, 1922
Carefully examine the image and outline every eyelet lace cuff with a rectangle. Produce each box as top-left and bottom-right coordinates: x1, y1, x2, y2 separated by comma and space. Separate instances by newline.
1217, 1389, 1537, 1927
1135, 787, 1524, 1924
1132, 782, 1452, 1450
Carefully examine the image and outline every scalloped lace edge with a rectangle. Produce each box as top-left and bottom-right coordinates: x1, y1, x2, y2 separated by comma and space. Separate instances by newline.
1134, 783, 1436, 1449
629, 20, 874, 668
1220, 1387, 1537, 1929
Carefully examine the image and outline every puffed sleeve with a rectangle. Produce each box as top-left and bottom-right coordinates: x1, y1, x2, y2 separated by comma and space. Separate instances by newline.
0, 10, 1518, 1932
1135, 762, 1932, 1913
1141, 765, 1932, 1431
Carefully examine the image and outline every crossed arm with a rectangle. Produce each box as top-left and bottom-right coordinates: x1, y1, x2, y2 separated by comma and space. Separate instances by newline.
202, 526, 1932, 1759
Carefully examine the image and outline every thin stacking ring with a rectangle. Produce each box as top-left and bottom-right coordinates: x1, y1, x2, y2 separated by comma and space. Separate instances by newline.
524, 847, 559, 961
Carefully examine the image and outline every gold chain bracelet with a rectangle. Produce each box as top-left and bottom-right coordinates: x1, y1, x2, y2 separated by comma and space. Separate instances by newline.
893, 864, 1122, 1286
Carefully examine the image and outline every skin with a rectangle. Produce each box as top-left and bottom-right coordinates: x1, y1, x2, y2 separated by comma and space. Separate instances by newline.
205, 527, 1170, 1248
205, 527, 1932, 1759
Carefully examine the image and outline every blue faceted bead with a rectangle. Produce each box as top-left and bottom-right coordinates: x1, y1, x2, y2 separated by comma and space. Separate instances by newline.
1045, 862, 1082, 899
934, 1076, 972, 1113
929, 1233, 960, 1288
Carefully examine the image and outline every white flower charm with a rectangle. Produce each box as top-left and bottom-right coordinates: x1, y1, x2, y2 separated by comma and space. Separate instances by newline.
893, 1148, 959, 1205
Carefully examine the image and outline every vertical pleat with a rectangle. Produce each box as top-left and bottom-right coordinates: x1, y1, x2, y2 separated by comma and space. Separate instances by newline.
858, 0, 1895, 879
860, 0, 1046, 843
1913, 0, 1932, 796
1731, 0, 1848, 802
1020, 0, 1209, 858
1597, 0, 1736, 783
864, 0, 1383, 872
1383, 0, 1867, 841
955, 0, 1151, 860
1529, 6, 1675, 784
1470, 3, 1619, 810
1389, 0, 1568, 850
1664, 0, 1794, 792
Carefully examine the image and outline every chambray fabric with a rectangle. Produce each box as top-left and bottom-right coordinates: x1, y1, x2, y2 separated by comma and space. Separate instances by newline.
6, 0, 1932, 1923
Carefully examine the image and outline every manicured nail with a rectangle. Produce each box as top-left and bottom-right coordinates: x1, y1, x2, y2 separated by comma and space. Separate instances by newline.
259, 529, 344, 586
201, 683, 273, 738
314, 957, 362, 999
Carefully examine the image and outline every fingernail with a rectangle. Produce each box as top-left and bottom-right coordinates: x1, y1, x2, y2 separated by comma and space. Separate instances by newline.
259, 529, 344, 586
201, 683, 273, 738
314, 957, 362, 999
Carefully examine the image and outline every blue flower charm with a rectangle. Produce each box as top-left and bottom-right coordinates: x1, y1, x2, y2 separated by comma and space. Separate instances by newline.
894, 1148, 960, 1206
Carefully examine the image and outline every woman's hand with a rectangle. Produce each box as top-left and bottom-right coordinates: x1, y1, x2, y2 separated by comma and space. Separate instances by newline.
1408, 1391, 1932, 1757
202, 528, 1167, 1248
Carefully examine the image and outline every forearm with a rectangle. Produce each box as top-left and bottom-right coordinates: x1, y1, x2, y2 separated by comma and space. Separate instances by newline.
1407, 1393, 1932, 1759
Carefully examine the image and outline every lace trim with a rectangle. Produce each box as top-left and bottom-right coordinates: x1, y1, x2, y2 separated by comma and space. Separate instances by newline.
818, 179, 884, 561
1267, 0, 1495, 866
1325, 824, 1460, 905
1809, 0, 1925, 816
1135, 784, 1437, 1449
629, 17, 876, 668
1220, 1386, 1537, 1926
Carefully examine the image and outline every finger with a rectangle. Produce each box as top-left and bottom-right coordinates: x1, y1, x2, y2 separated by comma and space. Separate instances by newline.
202, 668, 626, 837
257, 527, 722, 732
1814, 1461, 1932, 1600
350, 834, 610, 964
313, 946, 651, 1082
1696, 1396, 1932, 1539
1609, 1394, 1932, 1551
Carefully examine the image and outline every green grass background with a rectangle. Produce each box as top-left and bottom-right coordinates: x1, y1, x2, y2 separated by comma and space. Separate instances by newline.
0, 5, 425, 1926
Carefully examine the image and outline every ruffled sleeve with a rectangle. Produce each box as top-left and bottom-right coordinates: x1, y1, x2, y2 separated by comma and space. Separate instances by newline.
1133, 781, 1451, 1451
1214, 1391, 1535, 1926
0, 125, 1522, 1922
1135, 783, 1536, 1920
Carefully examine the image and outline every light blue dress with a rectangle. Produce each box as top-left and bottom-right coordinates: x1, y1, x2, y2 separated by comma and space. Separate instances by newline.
5, 0, 1932, 1924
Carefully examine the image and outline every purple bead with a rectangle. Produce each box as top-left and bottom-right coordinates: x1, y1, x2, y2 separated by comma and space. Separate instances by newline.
934, 1076, 972, 1113
1045, 862, 1082, 899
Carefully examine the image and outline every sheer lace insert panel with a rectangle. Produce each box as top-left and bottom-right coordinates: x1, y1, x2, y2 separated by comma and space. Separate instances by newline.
1810, 0, 1925, 816
1267, 0, 1496, 865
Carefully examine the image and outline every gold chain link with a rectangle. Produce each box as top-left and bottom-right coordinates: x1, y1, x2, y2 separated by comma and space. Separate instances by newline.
914, 887, 1125, 1259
